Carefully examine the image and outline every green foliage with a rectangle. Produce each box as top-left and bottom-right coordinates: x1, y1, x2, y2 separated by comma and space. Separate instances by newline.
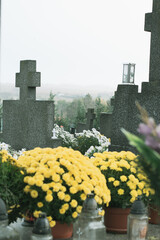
54, 94, 112, 131
48, 91, 56, 101
0, 151, 26, 223
75, 135, 99, 155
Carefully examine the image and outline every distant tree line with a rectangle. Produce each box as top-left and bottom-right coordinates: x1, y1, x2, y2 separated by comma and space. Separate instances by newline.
0, 93, 113, 135
49, 92, 113, 131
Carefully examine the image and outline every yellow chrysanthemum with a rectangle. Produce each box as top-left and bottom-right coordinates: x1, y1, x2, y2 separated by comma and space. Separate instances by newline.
42, 184, 49, 192
37, 202, 43, 208
45, 194, 53, 202
64, 194, 71, 202
130, 190, 138, 198
108, 177, 115, 182
70, 200, 78, 208
80, 193, 87, 201
57, 191, 65, 200
113, 180, 120, 187
118, 189, 124, 195
120, 175, 127, 182
69, 186, 78, 194
72, 211, 78, 218
76, 206, 82, 213
50, 220, 56, 227
59, 208, 65, 214
30, 190, 38, 198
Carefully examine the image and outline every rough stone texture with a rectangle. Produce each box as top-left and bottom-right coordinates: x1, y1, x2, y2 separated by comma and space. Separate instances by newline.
86, 108, 96, 130
109, 84, 139, 151
145, 1, 160, 82
2, 60, 61, 150
76, 123, 86, 133
100, 113, 112, 138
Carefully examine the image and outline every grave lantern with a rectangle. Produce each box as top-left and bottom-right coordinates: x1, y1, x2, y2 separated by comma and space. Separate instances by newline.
122, 63, 135, 84
19, 217, 34, 240
127, 196, 148, 240
0, 197, 20, 240
31, 212, 52, 240
73, 193, 106, 240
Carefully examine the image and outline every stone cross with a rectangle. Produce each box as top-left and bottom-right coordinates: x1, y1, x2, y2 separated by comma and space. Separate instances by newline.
16, 60, 40, 100
145, 0, 160, 83
86, 108, 95, 130
1, 60, 62, 150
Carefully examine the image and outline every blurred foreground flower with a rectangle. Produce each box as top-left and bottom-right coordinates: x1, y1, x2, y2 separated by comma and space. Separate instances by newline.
122, 103, 160, 207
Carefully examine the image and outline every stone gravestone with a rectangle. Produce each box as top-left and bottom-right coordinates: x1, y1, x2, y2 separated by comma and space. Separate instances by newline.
101, 1, 160, 151
76, 108, 96, 133
1, 60, 61, 150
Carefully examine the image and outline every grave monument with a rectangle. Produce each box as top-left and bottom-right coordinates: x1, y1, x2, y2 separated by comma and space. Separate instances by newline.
76, 108, 95, 132
102, 0, 160, 151
0, 60, 61, 150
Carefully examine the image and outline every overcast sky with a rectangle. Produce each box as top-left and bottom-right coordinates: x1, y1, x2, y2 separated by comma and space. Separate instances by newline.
0, 0, 152, 94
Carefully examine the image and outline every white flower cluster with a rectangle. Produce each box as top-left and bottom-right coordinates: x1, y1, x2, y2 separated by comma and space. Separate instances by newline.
81, 128, 111, 157
0, 142, 25, 159
54, 124, 77, 148
54, 125, 110, 157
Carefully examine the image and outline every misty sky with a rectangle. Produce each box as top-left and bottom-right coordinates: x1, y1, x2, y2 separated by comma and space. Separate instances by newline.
1, 0, 152, 93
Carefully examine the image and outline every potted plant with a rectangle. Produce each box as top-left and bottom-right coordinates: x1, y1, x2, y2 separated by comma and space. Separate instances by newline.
91, 151, 154, 233
16, 146, 111, 239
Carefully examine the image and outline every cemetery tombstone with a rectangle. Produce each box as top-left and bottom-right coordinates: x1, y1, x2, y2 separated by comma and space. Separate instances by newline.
1, 60, 61, 150
76, 108, 95, 133
102, 0, 160, 151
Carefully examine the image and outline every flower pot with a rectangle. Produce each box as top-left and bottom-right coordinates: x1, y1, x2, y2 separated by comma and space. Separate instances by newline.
149, 205, 160, 224
51, 221, 73, 239
104, 207, 130, 233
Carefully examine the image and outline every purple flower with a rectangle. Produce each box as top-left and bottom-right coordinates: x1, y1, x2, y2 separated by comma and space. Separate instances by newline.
138, 123, 152, 136
156, 124, 160, 138
145, 135, 160, 151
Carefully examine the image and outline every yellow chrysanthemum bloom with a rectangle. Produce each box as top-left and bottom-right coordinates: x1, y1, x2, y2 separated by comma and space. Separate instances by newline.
69, 186, 78, 194
59, 208, 65, 215
113, 180, 120, 187
50, 220, 56, 227
37, 202, 43, 208
62, 203, 69, 211
47, 216, 52, 221
138, 182, 145, 190
42, 184, 49, 192
108, 177, 115, 182
64, 194, 71, 202
72, 211, 78, 218
130, 190, 138, 198
30, 190, 38, 198
57, 191, 65, 200
35, 180, 43, 187
118, 189, 124, 195
80, 193, 87, 201
120, 175, 127, 182
70, 200, 78, 208
33, 210, 41, 218
45, 194, 53, 202
23, 185, 30, 193
76, 206, 82, 213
